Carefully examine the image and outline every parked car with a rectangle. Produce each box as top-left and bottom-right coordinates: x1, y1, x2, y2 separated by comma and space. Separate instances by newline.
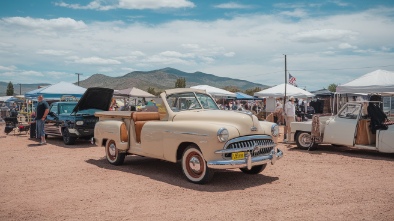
92, 88, 283, 184
45, 87, 114, 145
291, 102, 394, 153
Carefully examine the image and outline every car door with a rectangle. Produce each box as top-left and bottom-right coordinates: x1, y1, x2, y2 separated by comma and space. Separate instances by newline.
45, 103, 61, 136
323, 103, 362, 146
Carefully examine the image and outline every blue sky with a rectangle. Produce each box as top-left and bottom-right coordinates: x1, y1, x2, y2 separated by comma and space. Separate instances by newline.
0, 0, 394, 91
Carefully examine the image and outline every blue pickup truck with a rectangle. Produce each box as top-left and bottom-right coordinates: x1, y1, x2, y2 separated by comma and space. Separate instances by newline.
45, 87, 114, 145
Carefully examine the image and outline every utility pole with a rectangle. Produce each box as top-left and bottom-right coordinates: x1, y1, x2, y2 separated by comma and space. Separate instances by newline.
19, 83, 21, 95
75, 73, 83, 86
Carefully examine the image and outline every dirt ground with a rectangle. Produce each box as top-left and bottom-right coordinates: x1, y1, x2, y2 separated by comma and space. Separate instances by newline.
0, 124, 393, 221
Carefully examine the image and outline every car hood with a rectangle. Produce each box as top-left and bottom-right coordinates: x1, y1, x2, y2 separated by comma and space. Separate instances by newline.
172, 110, 261, 135
72, 87, 114, 114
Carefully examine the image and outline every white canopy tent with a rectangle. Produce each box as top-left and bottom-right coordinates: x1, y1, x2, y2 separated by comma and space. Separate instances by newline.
190, 85, 236, 97
0, 96, 13, 102
114, 87, 155, 98
254, 83, 315, 98
24, 81, 86, 99
336, 69, 394, 94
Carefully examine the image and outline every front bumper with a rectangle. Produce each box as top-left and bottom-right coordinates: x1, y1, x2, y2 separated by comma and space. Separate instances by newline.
67, 128, 94, 137
207, 148, 283, 169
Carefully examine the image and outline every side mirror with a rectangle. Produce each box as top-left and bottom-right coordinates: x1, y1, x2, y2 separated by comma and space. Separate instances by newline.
49, 111, 56, 117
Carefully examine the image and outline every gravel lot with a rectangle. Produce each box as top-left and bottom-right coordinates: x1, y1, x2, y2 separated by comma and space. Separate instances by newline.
0, 124, 393, 221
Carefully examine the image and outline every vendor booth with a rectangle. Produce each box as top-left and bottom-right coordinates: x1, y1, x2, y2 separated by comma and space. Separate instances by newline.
336, 69, 394, 115
24, 81, 86, 100
190, 85, 236, 97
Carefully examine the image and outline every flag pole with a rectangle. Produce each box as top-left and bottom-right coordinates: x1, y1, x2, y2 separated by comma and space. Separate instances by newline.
283, 54, 287, 140
284, 54, 287, 107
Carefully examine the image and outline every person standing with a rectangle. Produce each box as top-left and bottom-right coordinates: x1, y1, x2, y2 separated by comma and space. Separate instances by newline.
35, 95, 49, 145
283, 96, 296, 143
275, 99, 284, 125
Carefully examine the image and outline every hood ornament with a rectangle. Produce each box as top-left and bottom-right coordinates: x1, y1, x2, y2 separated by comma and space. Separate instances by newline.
251, 126, 257, 131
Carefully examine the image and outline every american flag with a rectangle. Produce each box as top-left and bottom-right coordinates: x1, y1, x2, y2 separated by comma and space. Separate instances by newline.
288, 73, 297, 86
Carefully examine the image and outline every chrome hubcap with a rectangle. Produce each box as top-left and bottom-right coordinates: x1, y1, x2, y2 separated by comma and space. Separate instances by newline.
109, 143, 116, 156
300, 133, 311, 146
189, 156, 201, 173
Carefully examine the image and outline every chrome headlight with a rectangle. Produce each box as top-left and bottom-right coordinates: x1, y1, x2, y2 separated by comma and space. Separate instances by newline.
217, 128, 229, 142
271, 124, 279, 137
76, 121, 84, 126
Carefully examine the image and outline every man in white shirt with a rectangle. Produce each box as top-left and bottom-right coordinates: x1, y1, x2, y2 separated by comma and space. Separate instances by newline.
284, 96, 296, 142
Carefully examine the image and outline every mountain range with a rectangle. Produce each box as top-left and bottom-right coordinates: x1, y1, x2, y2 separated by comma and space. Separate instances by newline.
78, 68, 267, 91
0, 68, 267, 96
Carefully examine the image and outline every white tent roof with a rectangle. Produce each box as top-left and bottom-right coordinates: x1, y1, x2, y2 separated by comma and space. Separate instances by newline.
190, 85, 236, 97
0, 96, 14, 102
114, 87, 155, 98
336, 69, 394, 94
25, 81, 86, 99
254, 83, 315, 98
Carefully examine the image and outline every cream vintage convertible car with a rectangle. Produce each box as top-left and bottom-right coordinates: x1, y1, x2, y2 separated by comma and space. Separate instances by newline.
92, 88, 283, 184
291, 101, 394, 153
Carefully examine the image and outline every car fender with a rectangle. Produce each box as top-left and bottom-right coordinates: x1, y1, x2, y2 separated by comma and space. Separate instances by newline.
94, 120, 129, 151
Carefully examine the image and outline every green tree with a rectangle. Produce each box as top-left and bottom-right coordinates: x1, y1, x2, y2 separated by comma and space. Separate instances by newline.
327, 83, 338, 92
6, 81, 14, 96
147, 87, 156, 95
175, 77, 186, 88
223, 86, 240, 93
244, 87, 262, 96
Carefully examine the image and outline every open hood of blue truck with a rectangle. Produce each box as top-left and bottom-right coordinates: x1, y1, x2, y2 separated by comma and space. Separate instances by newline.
72, 87, 114, 114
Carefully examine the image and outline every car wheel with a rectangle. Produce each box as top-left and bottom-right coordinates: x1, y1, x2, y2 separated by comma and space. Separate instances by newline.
62, 128, 76, 145
181, 145, 214, 184
296, 132, 317, 150
240, 164, 267, 174
105, 140, 126, 166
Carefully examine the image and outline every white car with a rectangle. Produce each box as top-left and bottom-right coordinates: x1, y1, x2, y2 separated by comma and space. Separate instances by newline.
290, 102, 394, 153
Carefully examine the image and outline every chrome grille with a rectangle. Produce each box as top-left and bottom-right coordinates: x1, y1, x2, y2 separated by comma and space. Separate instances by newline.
224, 139, 274, 158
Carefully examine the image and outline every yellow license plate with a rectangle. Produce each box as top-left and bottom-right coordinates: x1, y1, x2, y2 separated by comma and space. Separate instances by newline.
231, 152, 245, 160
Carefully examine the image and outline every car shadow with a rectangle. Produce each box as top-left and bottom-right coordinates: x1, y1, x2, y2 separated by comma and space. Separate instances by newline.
288, 144, 394, 161
86, 156, 279, 192
27, 136, 95, 148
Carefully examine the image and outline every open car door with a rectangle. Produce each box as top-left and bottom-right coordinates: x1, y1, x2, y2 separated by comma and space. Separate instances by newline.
323, 103, 362, 146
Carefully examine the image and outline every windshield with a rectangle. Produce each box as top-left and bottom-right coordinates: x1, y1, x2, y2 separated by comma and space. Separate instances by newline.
338, 103, 361, 119
59, 103, 77, 114
166, 92, 219, 112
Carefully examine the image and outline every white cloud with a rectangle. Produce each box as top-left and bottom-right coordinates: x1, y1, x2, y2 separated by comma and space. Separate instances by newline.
291, 29, 358, 43
280, 9, 308, 18
55, 0, 195, 11
329, 0, 349, 7
224, 52, 235, 57
214, 3, 253, 9
36, 49, 71, 56
1, 7, 394, 90
181, 44, 200, 49
73, 57, 122, 65
143, 55, 193, 65
1, 17, 86, 30
338, 43, 357, 49
160, 51, 195, 58
19, 71, 44, 77
0, 65, 16, 71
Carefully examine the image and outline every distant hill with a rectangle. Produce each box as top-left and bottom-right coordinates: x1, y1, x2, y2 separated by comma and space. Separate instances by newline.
0, 68, 267, 96
0, 82, 49, 96
79, 67, 267, 91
